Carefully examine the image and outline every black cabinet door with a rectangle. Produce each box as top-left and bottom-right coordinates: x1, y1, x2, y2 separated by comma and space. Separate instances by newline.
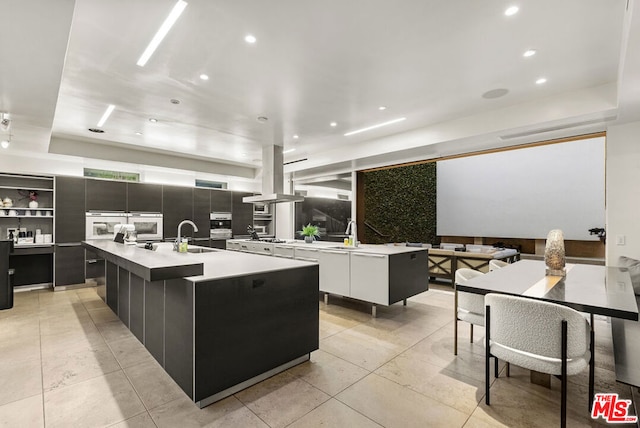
127, 182, 162, 212
231, 192, 254, 237
193, 188, 210, 238
163, 186, 194, 240
86, 179, 126, 212
54, 245, 85, 287
55, 176, 86, 243
210, 189, 232, 212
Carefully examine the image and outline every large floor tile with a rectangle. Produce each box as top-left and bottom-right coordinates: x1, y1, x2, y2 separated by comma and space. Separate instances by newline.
288, 398, 382, 428
108, 411, 157, 428
288, 349, 370, 396
124, 359, 185, 410
87, 307, 121, 324
43, 370, 145, 428
40, 323, 106, 356
149, 395, 268, 428
375, 351, 484, 415
320, 326, 407, 371
42, 342, 121, 391
97, 319, 136, 343
0, 393, 44, 428
336, 373, 469, 428
235, 371, 330, 428
0, 358, 42, 407
108, 336, 155, 369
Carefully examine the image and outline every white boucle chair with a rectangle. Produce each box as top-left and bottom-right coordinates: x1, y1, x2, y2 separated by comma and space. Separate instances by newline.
454, 268, 485, 355
488, 259, 509, 271
484, 293, 592, 428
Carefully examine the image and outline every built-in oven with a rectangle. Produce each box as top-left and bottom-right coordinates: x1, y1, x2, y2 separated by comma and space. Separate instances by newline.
85, 212, 129, 240
210, 212, 232, 240
128, 213, 163, 241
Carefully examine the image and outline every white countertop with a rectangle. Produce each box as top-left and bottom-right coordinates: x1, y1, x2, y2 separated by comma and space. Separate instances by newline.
83, 240, 317, 283
227, 239, 429, 255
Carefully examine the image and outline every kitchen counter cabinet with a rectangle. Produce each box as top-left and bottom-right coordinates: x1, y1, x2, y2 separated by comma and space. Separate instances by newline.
54, 244, 85, 287
350, 252, 388, 305
86, 240, 318, 408
318, 249, 350, 296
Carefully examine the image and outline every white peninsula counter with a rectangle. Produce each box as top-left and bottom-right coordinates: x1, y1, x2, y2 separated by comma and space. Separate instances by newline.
82, 240, 319, 408
227, 239, 429, 316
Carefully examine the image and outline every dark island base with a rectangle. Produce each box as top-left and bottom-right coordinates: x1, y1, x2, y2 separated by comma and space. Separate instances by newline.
102, 261, 319, 407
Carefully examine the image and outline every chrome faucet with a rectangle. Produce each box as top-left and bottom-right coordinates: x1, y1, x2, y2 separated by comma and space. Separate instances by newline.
345, 220, 358, 246
174, 220, 199, 251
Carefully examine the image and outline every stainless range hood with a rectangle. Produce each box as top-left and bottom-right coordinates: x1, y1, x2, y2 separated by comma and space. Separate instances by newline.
243, 145, 304, 204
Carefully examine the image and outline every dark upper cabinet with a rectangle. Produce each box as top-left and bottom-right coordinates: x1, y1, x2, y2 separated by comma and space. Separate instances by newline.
231, 192, 254, 237
193, 188, 210, 238
86, 179, 126, 212
163, 185, 194, 240
210, 189, 232, 213
127, 182, 162, 212
55, 176, 86, 243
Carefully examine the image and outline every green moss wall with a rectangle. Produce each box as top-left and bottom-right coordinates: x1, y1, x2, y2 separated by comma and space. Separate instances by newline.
362, 162, 437, 244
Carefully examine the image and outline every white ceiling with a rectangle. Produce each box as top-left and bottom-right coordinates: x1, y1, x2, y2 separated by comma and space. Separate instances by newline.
2, 0, 638, 180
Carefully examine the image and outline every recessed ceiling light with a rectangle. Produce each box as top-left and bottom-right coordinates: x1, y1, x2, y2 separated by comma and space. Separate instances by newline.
344, 117, 407, 137
482, 88, 509, 99
96, 104, 115, 127
504, 6, 519, 16
135, 132, 143, 136
330, 122, 337, 127
170, 98, 180, 105
283, 148, 296, 154
245, 34, 257, 44
136, 0, 188, 67
1, 140, 9, 149
378, 106, 387, 111
88, 128, 105, 133
256, 116, 268, 123
199, 74, 209, 80
523, 49, 537, 57
149, 118, 158, 123
293, 134, 299, 139
536, 77, 547, 85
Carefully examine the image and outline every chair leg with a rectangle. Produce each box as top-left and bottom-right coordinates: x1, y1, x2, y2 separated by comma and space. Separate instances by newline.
485, 305, 491, 406
589, 314, 595, 412
470, 323, 474, 343
454, 291, 458, 356
494, 355, 499, 378
561, 320, 568, 428
506, 362, 510, 377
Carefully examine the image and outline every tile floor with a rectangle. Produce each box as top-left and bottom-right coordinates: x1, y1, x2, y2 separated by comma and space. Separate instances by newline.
0, 283, 637, 427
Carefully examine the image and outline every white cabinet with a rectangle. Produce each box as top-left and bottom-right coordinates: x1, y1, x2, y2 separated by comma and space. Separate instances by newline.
226, 241, 241, 251
273, 244, 295, 258
350, 252, 389, 305
318, 249, 350, 296
294, 246, 320, 262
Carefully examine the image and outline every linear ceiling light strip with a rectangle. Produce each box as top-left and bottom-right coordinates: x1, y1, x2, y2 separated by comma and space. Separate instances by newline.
344, 117, 406, 137
97, 104, 116, 127
137, 0, 188, 67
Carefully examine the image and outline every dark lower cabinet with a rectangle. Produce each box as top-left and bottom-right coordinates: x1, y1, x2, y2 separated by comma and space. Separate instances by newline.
118, 268, 129, 327
144, 279, 165, 365
129, 274, 144, 342
54, 245, 85, 287
210, 239, 226, 249
106, 261, 118, 312
9, 251, 53, 286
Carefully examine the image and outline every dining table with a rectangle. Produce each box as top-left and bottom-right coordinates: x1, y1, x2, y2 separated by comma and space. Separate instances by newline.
457, 259, 639, 405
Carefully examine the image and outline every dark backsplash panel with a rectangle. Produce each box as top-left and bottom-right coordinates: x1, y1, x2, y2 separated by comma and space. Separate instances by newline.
362, 163, 437, 244
295, 197, 352, 241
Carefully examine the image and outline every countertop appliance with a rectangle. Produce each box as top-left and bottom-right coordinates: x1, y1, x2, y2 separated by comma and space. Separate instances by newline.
210, 212, 232, 240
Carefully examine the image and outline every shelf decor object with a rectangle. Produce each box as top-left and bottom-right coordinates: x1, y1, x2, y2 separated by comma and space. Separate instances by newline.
298, 223, 320, 243
545, 229, 566, 277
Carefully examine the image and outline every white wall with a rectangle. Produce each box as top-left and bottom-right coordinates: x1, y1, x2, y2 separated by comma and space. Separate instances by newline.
606, 120, 640, 263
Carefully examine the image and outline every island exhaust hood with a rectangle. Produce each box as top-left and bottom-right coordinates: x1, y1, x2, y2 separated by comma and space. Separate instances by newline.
243, 145, 304, 204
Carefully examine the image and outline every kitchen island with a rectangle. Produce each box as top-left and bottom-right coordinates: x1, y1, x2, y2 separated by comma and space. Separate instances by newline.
82, 240, 319, 408
227, 239, 429, 316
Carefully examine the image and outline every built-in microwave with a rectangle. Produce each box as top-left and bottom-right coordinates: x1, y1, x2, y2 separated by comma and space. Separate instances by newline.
253, 202, 269, 215
128, 213, 163, 241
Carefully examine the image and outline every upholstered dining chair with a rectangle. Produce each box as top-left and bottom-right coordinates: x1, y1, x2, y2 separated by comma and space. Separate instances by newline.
484, 293, 592, 428
489, 259, 509, 271
454, 268, 485, 355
